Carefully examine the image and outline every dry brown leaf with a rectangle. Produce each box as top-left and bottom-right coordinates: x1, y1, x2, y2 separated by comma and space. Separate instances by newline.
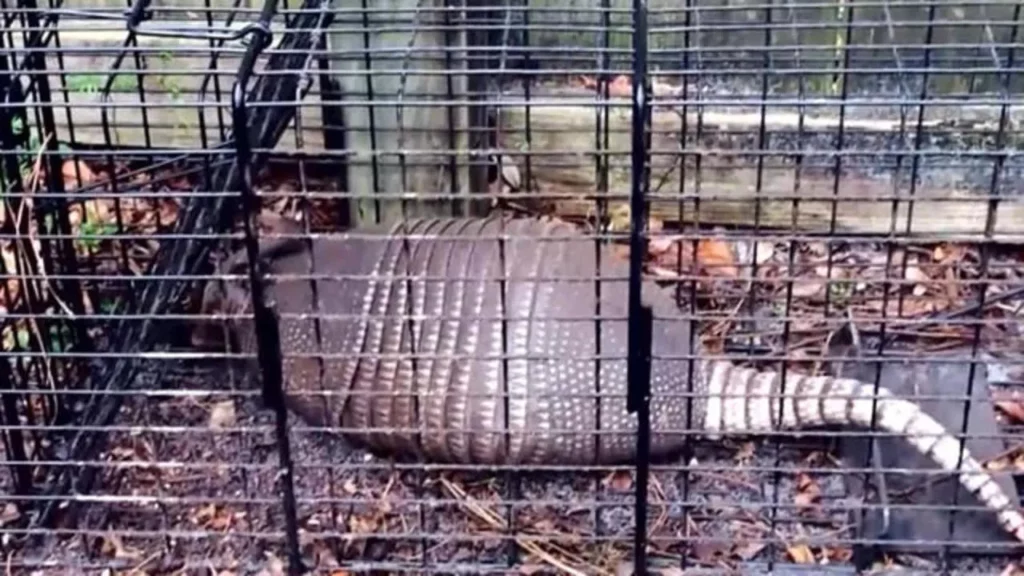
794, 473, 822, 510
691, 539, 731, 563
193, 502, 238, 531
786, 543, 815, 564
607, 204, 632, 232
733, 441, 756, 463
995, 400, 1024, 425
648, 233, 677, 255
348, 514, 379, 535
604, 470, 633, 492
342, 478, 359, 495
934, 243, 966, 264
208, 399, 237, 429
100, 532, 143, 560
204, 506, 237, 531
825, 547, 853, 563
530, 517, 557, 534
0, 503, 20, 526
62, 159, 98, 188
697, 239, 738, 278
790, 278, 825, 299
260, 551, 286, 576
733, 540, 767, 560
904, 264, 930, 297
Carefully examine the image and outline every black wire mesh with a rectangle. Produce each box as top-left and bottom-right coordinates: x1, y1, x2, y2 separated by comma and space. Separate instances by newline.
1, 0, 1023, 574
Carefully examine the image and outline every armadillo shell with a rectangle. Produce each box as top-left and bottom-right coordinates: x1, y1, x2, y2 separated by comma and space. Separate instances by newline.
250, 215, 704, 466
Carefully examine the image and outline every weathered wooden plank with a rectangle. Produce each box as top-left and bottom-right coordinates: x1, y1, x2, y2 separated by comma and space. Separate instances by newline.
497, 100, 1024, 242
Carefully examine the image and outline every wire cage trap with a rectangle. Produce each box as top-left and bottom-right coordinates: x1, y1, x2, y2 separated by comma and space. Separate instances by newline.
1, 0, 1024, 574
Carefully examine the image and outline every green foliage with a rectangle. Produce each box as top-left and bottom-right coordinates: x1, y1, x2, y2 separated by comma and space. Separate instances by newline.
65, 73, 138, 95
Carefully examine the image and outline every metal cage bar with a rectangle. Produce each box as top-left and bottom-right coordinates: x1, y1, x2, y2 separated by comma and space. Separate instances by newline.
0, 1, 1022, 574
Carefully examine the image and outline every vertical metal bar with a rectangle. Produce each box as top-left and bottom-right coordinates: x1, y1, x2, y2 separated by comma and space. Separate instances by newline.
627, 0, 653, 572
230, 9, 304, 574
674, 2, 696, 569
359, 0, 383, 224
18, 0, 91, 357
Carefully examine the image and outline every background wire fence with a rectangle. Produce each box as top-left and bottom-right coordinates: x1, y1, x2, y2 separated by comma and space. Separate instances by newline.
1, 0, 1023, 574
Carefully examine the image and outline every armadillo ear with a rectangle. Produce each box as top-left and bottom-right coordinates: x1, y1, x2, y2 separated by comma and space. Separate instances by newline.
824, 313, 863, 379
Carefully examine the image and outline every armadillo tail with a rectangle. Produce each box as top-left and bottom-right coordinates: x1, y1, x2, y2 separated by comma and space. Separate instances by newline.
701, 360, 1024, 544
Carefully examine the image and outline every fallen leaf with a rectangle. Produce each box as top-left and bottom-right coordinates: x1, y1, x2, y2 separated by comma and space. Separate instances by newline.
934, 243, 966, 264
786, 543, 815, 563
733, 441, 756, 463
342, 477, 359, 495
904, 264, 930, 297
348, 514, 379, 535
208, 400, 236, 429
607, 204, 631, 232
261, 551, 286, 576
826, 547, 853, 563
691, 539, 731, 562
0, 503, 20, 526
996, 400, 1024, 425
733, 540, 767, 560
604, 470, 633, 492
62, 159, 98, 188
795, 473, 821, 504
193, 504, 237, 531
531, 517, 557, 534
648, 235, 677, 255
697, 239, 738, 278
100, 532, 143, 560
790, 278, 825, 299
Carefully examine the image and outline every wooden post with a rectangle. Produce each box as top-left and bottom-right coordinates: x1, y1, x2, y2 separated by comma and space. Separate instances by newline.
326, 0, 475, 227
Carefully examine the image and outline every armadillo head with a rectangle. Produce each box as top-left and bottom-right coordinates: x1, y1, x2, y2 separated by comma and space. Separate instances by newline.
191, 268, 257, 353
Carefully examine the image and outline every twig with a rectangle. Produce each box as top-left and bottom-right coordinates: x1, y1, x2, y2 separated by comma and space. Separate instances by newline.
6, 132, 64, 414
439, 476, 613, 576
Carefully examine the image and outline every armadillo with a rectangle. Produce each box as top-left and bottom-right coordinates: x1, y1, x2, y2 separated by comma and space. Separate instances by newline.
195, 214, 1024, 544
